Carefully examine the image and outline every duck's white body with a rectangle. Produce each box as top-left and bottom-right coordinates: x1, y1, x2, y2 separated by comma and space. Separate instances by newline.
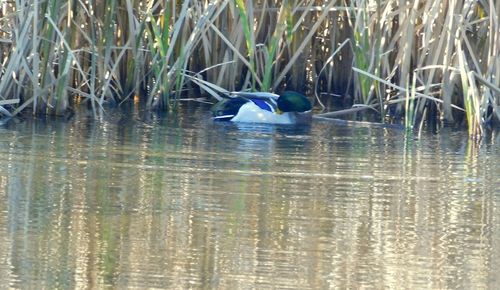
230, 102, 298, 124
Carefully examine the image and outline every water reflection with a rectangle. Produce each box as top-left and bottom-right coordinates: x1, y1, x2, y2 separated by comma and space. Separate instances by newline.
0, 107, 499, 289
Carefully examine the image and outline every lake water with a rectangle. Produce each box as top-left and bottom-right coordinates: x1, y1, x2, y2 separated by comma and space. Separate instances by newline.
0, 105, 499, 289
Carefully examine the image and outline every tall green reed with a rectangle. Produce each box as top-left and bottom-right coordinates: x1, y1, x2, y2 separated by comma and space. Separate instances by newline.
234, 0, 258, 90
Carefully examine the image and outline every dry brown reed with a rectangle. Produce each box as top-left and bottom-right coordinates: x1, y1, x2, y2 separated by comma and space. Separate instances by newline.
0, 0, 498, 135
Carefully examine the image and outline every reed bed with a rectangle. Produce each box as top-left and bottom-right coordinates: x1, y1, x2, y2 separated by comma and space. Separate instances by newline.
0, 0, 498, 136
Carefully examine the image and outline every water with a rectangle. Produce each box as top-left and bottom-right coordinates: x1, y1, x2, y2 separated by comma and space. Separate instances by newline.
0, 105, 499, 289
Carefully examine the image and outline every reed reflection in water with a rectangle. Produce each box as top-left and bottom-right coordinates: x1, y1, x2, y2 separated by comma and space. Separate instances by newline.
0, 108, 499, 289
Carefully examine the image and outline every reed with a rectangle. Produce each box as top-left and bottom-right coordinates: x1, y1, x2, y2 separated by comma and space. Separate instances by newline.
0, 0, 498, 135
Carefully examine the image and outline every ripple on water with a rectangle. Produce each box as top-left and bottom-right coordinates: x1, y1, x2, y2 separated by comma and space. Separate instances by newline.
0, 111, 498, 289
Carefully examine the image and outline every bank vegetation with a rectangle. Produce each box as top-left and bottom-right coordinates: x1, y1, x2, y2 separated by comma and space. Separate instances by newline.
0, 0, 499, 136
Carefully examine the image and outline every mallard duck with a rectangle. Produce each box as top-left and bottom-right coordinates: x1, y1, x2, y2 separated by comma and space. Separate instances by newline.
211, 91, 312, 124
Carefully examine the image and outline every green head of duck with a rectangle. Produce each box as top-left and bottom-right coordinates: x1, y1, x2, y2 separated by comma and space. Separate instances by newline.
276, 91, 312, 113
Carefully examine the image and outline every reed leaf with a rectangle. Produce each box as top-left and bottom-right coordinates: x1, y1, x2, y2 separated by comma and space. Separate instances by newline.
234, 0, 256, 89
272, 1, 338, 91
260, 0, 291, 91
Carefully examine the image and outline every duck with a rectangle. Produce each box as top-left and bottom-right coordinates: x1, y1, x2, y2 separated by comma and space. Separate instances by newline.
211, 91, 312, 124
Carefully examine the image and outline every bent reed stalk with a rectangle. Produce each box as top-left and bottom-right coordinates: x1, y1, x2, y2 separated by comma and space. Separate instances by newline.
0, 0, 498, 135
